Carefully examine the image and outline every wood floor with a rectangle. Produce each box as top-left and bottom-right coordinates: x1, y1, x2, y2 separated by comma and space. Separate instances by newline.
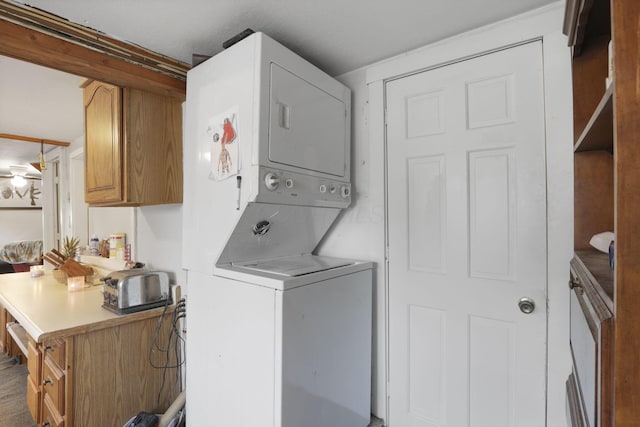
0, 353, 35, 427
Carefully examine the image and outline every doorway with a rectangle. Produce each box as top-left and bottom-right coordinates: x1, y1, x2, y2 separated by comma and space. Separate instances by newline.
385, 41, 548, 426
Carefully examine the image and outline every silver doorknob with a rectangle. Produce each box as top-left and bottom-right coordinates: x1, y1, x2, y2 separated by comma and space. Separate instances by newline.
518, 297, 535, 314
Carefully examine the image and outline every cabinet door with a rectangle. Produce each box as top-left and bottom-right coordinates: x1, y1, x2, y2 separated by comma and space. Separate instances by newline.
570, 259, 613, 427
42, 393, 64, 427
0, 305, 6, 354
84, 81, 123, 204
26, 374, 41, 424
42, 356, 65, 413
42, 338, 66, 369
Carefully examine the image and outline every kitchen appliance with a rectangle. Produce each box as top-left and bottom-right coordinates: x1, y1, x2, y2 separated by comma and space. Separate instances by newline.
183, 32, 372, 427
101, 270, 171, 314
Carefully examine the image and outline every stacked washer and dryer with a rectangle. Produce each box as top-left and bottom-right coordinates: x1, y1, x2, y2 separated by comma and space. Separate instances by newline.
182, 32, 373, 426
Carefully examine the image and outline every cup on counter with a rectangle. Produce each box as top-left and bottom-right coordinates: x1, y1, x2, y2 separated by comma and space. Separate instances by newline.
67, 276, 85, 292
30, 265, 44, 278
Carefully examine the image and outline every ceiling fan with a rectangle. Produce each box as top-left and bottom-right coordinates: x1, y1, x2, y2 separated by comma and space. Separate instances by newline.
0, 165, 41, 181
0, 133, 70, 180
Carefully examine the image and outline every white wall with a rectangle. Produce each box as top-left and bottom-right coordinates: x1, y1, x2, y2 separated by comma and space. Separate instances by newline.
0, 210, 43, 243
319, 3, 573, 425
88, 207, 135, 251
136, 204, 185, 284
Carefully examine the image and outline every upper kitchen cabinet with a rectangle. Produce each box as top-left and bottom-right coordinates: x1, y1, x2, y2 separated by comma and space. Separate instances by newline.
83, 80, 183, 206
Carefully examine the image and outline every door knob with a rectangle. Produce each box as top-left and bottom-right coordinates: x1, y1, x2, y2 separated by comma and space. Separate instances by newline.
518, 297, 535, 314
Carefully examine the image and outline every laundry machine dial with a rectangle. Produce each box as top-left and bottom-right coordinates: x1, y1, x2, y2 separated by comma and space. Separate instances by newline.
264, 172, 280, 190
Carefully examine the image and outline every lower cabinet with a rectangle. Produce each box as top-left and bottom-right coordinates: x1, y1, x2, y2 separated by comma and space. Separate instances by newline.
567, 256, 613, 427
27, 336, 65, 425
26, 313, 178, 427
42, 393, 65, 427
26, 374, 41, 423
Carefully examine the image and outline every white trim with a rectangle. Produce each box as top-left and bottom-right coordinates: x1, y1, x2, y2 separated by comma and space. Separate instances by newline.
69, 147, 84, 160
41, 147, 67, 253
365, 2, 572, 425
69, 146, 89, 247
366, 2, 564, 84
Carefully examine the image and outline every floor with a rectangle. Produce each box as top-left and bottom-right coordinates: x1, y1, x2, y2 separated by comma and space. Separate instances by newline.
0, 353, 35, 427
369, 415, 384, 426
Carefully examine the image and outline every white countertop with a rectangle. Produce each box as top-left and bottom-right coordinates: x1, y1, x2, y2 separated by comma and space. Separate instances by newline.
0, 271, 167, 342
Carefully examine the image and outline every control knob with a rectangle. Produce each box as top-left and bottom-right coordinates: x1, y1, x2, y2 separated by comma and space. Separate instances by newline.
264, 172, 280, 191
341, 186, 351, 198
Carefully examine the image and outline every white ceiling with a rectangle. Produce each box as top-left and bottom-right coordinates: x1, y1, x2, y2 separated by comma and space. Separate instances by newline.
2, 0, 557, 175
18, 0, 557, 76
0, 56, 83, 177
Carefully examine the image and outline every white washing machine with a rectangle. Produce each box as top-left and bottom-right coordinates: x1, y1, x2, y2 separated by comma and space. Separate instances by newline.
187, 255, 372, 426
183, 31, 372, 426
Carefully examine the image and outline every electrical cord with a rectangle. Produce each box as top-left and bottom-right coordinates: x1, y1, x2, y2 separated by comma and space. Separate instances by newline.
149, 296, 187, 411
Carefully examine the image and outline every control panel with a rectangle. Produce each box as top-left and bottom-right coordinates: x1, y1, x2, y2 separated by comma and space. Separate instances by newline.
257, 168, 351, 208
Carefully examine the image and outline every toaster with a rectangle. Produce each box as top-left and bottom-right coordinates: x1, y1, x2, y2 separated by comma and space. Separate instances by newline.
102, 270, 171, 314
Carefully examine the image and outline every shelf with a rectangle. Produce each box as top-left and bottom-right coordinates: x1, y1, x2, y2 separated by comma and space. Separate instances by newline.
574, 84, 613, 152
6, 321, 28, 356
564, 0, 611, 55
574, 249, 613, 313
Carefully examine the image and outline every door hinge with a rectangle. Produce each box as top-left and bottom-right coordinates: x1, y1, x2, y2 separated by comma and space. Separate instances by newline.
386, 381, 391, 398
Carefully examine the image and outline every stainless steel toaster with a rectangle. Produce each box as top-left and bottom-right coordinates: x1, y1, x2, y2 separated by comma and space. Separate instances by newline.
102, 270, 171, 314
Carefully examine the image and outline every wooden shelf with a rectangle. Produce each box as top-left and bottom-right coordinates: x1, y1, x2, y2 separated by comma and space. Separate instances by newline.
6, 321, 28, 356
564, 0, 611, 55
574, 84, 613, 152
574, 249, 613, 313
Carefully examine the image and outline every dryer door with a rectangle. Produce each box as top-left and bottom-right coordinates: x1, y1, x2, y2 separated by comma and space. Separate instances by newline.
268, 63, 347, 178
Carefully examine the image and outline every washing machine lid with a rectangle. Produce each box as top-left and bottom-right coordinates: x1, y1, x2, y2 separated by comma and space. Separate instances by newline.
233, 254, 352, 277
216, 202, 341, 266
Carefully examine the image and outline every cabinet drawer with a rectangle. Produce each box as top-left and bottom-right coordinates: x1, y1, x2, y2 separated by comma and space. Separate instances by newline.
42, 356, 65, 413
42, 393, 64, 427
27, 338, 41, 379
26, 374, 41, 424
42, 338, 66, 370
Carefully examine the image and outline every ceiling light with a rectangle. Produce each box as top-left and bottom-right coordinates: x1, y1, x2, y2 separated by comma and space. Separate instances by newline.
11, 175, 27, 188
9, 165, 28, 188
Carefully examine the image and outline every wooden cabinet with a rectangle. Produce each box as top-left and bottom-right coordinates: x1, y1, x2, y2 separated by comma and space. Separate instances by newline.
0, 303, 7, 354
28, 337, 66, 427
564, 0, 640, 425
567, 256, 613, 427
42, 394, 65, 427
83, 80, 183, 206
26, 336, 43, 423
25, 314, 178, 427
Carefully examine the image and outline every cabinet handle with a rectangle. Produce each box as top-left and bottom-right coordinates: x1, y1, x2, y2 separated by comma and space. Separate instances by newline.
42, 378, 52, 386
568, 278, 581, 290
44, 345, 53, 352
569, 277, 584, 295
42, 421, 51, 427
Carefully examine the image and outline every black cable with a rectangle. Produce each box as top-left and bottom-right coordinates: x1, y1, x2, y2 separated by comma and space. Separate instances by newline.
149, 297, 187, 411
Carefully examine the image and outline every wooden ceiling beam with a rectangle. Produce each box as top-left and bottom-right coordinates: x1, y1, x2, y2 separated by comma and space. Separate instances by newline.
0, 133, 70, 147
0, 2, 187, 99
